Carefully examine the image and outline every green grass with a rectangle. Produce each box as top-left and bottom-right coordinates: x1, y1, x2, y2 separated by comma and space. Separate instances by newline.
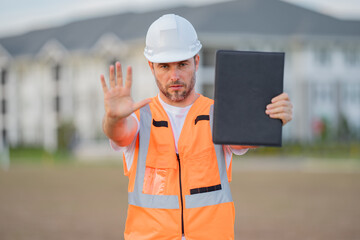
247, 142, 360, 160
8, 147, 74, 165
6, 142, 360, 166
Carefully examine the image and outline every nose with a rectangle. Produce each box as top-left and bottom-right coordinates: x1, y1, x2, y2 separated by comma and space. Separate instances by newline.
169, 67, 180, 81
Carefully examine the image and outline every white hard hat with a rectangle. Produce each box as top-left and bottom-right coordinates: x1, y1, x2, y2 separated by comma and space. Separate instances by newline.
144, 14, 202, 63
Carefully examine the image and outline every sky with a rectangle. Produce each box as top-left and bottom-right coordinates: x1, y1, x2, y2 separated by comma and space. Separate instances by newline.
0, 0, 359, 37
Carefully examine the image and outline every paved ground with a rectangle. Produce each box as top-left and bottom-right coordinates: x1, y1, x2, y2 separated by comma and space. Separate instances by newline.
0, 158, 359, 240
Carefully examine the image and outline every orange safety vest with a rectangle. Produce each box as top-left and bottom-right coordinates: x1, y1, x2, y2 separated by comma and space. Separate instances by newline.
123, 95, 235, 240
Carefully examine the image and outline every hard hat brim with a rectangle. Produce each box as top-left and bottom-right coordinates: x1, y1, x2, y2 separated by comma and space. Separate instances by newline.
144, 47, 201, 63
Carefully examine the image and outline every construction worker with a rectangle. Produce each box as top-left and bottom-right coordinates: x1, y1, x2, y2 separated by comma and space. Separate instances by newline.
101, 14, 292, 240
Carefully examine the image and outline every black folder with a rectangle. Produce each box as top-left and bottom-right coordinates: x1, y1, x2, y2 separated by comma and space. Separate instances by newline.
212, 50, 284, 146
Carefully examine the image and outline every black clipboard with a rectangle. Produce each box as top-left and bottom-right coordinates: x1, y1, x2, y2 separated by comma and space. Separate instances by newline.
212, 50, 284, 146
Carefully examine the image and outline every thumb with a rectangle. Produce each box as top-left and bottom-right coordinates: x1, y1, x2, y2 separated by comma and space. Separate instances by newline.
133, 98, 152, 112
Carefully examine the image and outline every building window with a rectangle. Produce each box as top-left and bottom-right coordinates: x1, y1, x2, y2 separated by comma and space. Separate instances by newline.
313, 84, 321, 103
1, 99, 6, 115
2, 129, 7, 145
343, 47, 359, 66
55, 96, 61, 112
315, 84, 333, 103
350, 85, 357, 103
343, 84, 350, 103
53, 64, 61, 81
1, 68, 7, 85
314, 47, 331, 65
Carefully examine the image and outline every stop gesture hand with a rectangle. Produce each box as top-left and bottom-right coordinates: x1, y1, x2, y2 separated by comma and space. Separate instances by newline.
100, 62, 150, 121
101, 62, 150, 145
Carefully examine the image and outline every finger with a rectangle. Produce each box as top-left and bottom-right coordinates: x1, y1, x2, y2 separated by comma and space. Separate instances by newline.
266, 100, 292, 113
109, 65, 116, 88
271, 92, 289, 103
125, 66, 132, 89
266, 100, 291, 110
266, 106, 292, 115
269, 112, 292, 125
116, 62, 123, 87
100, 74, 108, 93
133, 99, 151, 112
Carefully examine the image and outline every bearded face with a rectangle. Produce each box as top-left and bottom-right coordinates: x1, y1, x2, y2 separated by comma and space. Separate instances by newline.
155, 73, 196, 102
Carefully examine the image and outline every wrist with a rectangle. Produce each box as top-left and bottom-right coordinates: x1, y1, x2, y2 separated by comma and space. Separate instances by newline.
103, 114, 126, 137
107, 114, 126, 127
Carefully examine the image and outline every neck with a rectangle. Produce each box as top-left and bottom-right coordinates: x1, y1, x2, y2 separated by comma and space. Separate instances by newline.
159, 91, 199, 107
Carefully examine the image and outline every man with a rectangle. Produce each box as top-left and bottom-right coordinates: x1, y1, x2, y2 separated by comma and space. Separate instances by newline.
101, 14, 292, 240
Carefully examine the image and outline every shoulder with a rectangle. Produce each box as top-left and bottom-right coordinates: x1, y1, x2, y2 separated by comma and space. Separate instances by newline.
197, 94, 214, 106
187, 94, 214, 117
199, 94, 214, 105
197, 94, 214, 112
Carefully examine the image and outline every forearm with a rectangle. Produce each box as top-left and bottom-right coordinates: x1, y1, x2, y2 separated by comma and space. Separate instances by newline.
102, 114, 137, 147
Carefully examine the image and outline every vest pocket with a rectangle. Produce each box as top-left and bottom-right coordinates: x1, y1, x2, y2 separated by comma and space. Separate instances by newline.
186, 146, 221, 194
190, 184, 222, 195
143, 167, 167, 195
143, 152, 178, 195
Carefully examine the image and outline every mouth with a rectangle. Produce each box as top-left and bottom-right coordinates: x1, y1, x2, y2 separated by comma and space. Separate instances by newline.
169, 84, 184, 91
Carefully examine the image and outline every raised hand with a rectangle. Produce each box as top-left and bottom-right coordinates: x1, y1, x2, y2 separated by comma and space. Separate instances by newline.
265, 93, 293, 125
100, 62, 150, 121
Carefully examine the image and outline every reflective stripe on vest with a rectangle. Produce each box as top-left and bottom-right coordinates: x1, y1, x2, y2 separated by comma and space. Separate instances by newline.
128, 104, 233, 209
128, 104, 179, 209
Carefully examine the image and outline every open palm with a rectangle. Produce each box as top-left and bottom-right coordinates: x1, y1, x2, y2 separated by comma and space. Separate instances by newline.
100, 62, 150, 120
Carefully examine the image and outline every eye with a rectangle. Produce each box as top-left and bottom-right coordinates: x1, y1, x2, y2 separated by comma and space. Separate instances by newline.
159, 65, 168, 69
179, 62, 187, 67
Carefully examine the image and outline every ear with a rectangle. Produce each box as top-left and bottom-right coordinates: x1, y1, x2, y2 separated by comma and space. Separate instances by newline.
194, 54, 200, 72
148, 61, 155, 75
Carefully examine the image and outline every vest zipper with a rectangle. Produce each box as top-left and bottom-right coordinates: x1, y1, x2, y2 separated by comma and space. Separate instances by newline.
176, 153, 185, 235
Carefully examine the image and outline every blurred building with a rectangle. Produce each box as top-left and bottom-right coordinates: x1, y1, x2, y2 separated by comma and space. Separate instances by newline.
0, 0, 360, 151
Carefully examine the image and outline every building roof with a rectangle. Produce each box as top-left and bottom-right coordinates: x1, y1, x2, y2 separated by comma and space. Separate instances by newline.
1, 0, 360, 57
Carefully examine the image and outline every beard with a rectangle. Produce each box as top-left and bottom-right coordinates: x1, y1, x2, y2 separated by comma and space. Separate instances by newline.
155, 73, 196, 103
